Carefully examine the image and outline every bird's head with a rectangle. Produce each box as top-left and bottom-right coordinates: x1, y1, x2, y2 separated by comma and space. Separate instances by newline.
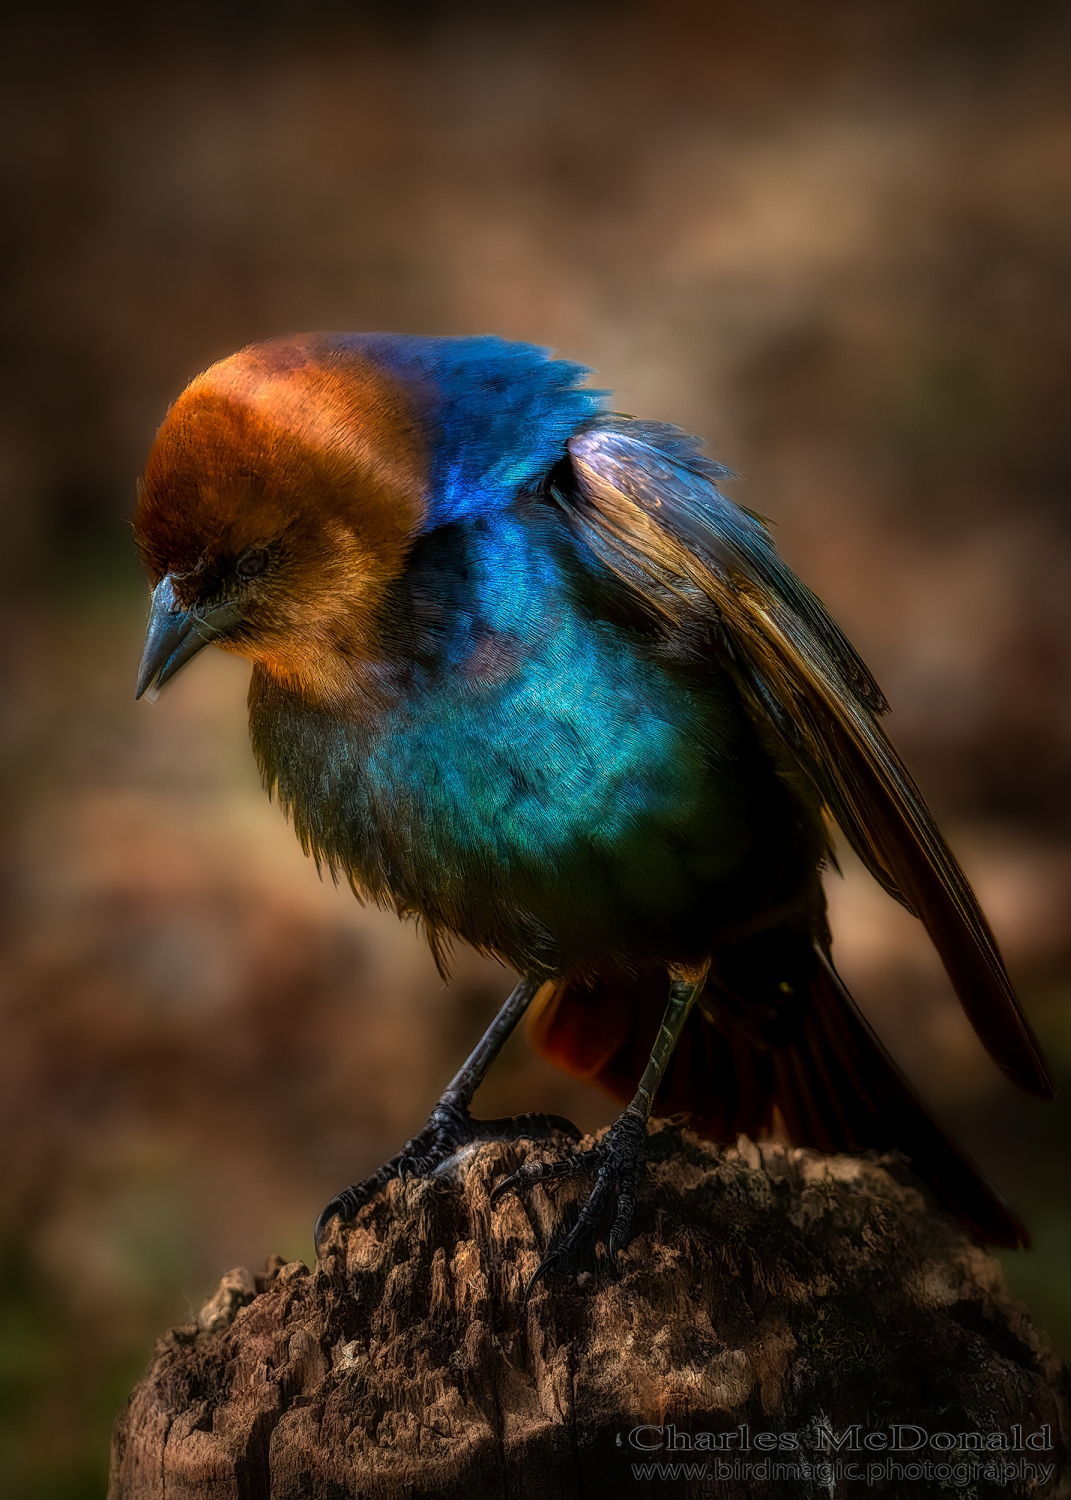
133, 333, 429, 706
135, 330, 604, 705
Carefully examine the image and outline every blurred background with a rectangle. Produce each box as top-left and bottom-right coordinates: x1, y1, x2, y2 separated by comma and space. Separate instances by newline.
1, 1, 1070, 1491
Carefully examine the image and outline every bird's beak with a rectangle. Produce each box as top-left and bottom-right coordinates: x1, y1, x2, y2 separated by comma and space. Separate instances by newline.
136, 574, 242, 700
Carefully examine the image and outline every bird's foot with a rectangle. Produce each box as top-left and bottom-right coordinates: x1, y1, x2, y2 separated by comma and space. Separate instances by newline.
314, 1098, 579, 1255
490, 1106, 648, 1293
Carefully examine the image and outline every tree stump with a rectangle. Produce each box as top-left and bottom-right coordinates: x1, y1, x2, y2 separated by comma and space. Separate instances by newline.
109, 1127, 1069, 1498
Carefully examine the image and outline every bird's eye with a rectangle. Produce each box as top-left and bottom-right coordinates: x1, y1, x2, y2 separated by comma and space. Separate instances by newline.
237, 547, 270, 580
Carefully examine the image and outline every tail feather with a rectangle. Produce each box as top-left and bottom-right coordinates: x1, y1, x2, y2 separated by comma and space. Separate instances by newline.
793, 951, 1028, 1247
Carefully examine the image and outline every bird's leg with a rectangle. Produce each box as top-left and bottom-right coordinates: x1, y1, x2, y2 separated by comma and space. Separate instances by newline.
314, 976, 579, 1253
491, 962, 709, 1292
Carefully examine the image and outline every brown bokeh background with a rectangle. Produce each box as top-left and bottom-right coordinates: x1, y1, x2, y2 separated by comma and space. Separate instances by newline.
2, 3, 1071, 1492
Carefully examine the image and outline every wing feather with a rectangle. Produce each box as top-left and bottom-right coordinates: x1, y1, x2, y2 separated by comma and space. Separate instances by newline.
563, 422, 1052, 1099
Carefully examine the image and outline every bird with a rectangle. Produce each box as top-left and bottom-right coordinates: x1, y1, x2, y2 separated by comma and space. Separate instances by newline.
134, 331, 1053, 1287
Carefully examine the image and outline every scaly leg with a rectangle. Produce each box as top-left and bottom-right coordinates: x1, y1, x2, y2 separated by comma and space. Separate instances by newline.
314, 976, 579, 1253
490, 963, 709, 1292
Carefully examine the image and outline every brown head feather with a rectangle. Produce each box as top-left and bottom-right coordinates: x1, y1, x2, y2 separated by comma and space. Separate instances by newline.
134, 334, 429, 705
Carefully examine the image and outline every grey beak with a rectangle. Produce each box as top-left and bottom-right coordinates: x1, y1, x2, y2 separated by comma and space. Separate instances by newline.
136, 575, 241, 699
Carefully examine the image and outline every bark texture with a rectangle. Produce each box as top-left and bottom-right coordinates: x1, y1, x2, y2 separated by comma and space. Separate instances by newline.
109, 1127, 1069, 1498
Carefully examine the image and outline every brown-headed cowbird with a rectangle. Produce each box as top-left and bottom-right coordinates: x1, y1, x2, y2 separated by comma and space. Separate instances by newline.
134, 332, 1051, 1286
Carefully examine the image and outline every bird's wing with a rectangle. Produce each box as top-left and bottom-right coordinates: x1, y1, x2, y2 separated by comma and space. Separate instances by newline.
561, 419, 1052, 1099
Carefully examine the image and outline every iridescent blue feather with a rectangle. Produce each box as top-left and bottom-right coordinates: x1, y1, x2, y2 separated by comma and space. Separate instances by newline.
329, 333, 608, 526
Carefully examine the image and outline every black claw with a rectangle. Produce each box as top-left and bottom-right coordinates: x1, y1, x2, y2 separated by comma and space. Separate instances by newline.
495, 1109, 649, 1287
488, 1179, 514, 1209
480, 1111, 582, 1145
314, 1182, 374, 1254
490, 1160, 554, 1207
524, 1261, 551, 1299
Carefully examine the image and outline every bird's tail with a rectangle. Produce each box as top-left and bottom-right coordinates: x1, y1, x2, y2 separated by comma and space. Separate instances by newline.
528, 935, 1027, 1248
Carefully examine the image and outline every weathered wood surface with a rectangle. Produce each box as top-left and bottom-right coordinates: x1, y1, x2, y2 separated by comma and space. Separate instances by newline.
109, 1127, 1069, 1498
